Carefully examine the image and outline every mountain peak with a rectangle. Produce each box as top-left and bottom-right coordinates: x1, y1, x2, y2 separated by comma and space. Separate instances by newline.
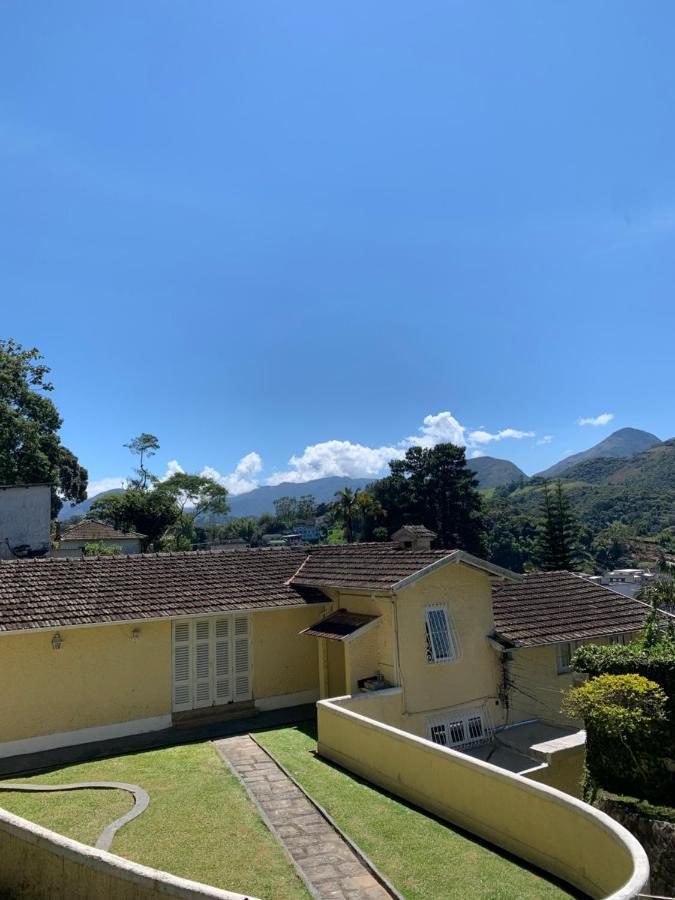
536, 427, 661, 479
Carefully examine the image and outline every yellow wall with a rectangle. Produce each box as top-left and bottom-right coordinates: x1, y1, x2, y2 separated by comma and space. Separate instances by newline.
0, 622, 171, 744
318, 694, 648, 899
251, 606, 326, 701
395, 565, 504, 725
506, 645, 578, 727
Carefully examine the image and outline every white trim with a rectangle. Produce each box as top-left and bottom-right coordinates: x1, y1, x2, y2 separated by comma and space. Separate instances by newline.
254, 688, 319, 711
0, 602, 330, 638
0, 715, 172, 759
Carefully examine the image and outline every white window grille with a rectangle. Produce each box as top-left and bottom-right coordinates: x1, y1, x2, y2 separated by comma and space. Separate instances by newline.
427, 706, 493, 750
424, 605, 458, 664
557, 641, 580, 674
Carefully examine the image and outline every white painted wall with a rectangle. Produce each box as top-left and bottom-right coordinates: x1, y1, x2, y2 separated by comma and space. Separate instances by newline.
0, 485, 51, 560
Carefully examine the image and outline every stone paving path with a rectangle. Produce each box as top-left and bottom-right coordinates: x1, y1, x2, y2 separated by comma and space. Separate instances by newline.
214, 735, 392, 900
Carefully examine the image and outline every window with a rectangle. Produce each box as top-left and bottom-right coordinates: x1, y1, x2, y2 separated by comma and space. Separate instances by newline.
424, 605, 457, 663
608, 633, 629, 646
556, 641, 580, 674
427, 706, 492, 750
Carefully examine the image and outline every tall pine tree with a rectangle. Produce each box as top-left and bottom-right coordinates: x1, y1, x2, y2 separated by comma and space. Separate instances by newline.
537, 480, 578, 570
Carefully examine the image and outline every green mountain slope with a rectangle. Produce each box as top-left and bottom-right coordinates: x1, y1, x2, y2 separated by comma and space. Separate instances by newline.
503, 439, 675, 532
536, 427, 661, 479
467, 456, 527, 489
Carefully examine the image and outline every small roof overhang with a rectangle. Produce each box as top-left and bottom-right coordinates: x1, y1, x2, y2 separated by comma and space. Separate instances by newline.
300, 609, 381, 642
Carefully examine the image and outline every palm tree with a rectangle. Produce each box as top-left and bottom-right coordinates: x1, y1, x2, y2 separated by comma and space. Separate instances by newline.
333, 488, 359, 543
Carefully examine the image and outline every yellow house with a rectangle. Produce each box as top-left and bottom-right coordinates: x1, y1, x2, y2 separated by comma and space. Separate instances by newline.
0, 535, 651, 774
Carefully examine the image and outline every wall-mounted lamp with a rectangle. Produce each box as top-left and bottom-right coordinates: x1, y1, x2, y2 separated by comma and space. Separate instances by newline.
131, 628, 141, 641
52, 633, 63, 651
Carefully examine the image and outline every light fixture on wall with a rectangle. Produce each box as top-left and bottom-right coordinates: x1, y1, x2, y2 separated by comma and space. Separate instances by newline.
131, 628, 141, 641
51, 633, 63, 650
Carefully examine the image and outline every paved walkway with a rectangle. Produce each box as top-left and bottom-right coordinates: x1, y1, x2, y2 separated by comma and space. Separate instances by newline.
214, 735, 391, 900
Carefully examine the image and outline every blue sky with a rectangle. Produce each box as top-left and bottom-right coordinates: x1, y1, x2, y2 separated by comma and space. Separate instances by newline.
2, 2, 674, 496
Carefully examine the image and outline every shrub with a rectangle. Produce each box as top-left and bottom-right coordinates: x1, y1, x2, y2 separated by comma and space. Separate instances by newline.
564, 674, 666, 738
571, 642, 675, 806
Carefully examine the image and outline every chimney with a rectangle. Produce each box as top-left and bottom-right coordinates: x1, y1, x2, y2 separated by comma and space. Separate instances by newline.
391, 525, 437, 551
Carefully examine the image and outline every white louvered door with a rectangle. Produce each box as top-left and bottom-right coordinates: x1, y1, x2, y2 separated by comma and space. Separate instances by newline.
172, 621, 192, 711
214, 618, 232, 704
194, 620, 212, 708
233, 615, 252, 701
172, 615, 250, 711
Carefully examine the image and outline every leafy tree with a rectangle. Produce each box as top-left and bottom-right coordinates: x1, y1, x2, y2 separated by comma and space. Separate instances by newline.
371, 443, 486, 553
273, 495, 317, 530
537, 480, 579, 570
124, 433, 160, 491
82, 542, 122, 557
564, 674, 667, 740
158, 472, 230, 548
590, 523, 636, 572
0, 339, 87, 515
90, 488, 179, 549
485, 499, 538, 572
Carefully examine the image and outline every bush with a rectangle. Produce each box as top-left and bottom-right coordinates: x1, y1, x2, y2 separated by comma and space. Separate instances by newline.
571, 642, 675, 806
82, 542, 122, 556
564, 674, 666, 738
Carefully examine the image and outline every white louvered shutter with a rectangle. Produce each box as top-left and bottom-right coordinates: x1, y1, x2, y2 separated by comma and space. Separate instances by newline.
173, 622, 192, 711
214, 618, 232, 704
233, 615, 251, 701
194, 620, 212, 708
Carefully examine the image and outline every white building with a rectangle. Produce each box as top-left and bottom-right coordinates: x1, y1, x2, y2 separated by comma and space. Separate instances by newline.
0, 484, 51, 560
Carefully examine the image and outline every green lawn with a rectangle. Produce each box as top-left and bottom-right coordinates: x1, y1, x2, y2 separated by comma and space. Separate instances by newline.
0, 742, 308, 900
255, 724, 577, 900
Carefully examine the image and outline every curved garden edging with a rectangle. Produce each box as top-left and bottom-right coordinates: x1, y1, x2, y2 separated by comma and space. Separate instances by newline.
0, 780, 149, 851
0, 803, 257, 900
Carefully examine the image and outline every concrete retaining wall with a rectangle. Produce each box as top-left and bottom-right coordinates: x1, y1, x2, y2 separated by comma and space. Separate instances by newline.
318, 692, 650, 900
0, 805, 256, 900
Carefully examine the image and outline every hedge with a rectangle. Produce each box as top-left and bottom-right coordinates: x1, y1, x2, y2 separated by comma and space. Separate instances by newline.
572, 642, 675, 807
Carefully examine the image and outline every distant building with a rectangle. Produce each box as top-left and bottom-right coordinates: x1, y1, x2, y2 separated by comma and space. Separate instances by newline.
293, 523, 321, 543
602, 568, 654, 598
55, 520, 145, 556
0, 484, 51, 560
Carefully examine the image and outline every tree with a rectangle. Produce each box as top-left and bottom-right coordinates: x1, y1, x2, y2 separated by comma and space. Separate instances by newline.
332, 487, 360, 543
123, 433, 160, 491
537, 480, 579, 570
159, 472, 230, 549
0, 339, 88, 515
89, 488, 179, 549
82, 542, 122, 557
371, 443, 486, 553
485, 499, 538, 572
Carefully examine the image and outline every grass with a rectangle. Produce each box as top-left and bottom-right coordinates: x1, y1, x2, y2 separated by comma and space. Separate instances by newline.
255, 723, 577, 900
0, 742, 308, 900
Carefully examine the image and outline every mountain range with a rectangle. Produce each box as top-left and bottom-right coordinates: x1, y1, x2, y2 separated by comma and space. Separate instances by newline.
60, 427, 668, 522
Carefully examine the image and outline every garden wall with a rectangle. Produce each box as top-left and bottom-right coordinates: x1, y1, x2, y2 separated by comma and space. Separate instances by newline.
318, 692, 649, 899
0, 805, 254, 900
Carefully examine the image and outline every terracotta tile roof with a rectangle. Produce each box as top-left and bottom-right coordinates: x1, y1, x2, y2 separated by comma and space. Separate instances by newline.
292, 544, 454, 591
492, 571, 651, 648
0, 548, 327, 633
300, 610, 380, 641
60, 520, 146, 542
392, 525, 437, 538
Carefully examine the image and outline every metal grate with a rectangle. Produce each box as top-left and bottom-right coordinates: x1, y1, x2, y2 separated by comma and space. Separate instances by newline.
427, 705, 493, 751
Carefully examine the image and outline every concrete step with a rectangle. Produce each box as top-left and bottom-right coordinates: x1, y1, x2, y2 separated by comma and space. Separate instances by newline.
172, 700, 256, 729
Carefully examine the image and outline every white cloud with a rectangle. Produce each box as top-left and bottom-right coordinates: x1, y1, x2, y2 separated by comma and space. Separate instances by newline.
266, 441, 402, 486
201, 452, 263, 495
470, 450, 486, 459
87, 476, 126, 498
537, 435, 553, 445
468, 427, 535, 444
406, 411, 466, 448
577, 413, 614, 427
161, 459, 185, 480
265, 411, 536, 486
